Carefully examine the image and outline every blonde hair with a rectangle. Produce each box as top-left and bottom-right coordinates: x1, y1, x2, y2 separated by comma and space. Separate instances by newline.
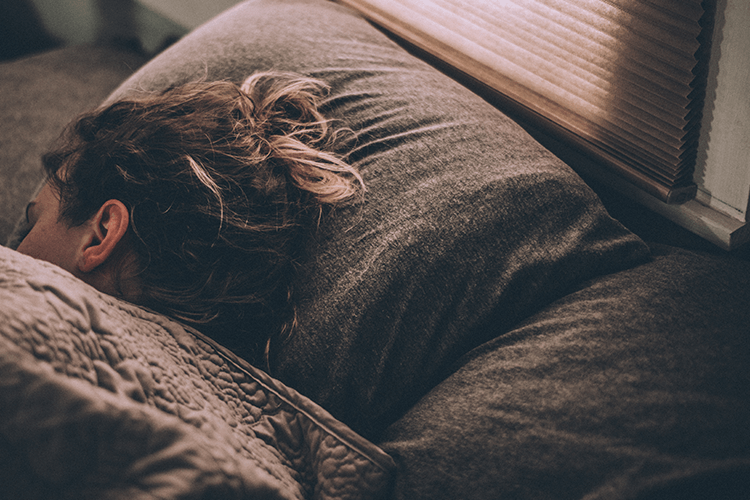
44, 71, 364, 365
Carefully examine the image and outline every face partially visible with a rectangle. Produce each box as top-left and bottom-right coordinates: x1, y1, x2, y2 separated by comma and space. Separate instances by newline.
16, 182, 89, 277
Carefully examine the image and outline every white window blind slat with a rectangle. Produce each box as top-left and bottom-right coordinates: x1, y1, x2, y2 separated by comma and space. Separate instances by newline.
536, 0, 700, 56
509, 0, 697, 74
442, 0, 696, 100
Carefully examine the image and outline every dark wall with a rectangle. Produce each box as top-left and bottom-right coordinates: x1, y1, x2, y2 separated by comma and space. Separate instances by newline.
0, 0, 60, 61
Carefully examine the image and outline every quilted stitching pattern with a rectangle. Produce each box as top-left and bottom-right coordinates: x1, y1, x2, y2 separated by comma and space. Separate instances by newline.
0, 246, 394, 499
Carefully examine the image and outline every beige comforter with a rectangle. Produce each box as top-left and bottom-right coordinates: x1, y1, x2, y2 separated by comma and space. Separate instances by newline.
0, 245, 394, 499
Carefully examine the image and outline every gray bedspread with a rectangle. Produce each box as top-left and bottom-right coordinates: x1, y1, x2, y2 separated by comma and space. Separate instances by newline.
0, 245, 394, 499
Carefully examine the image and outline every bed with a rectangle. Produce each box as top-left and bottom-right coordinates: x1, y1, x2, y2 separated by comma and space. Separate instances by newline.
1, 0, 749, 498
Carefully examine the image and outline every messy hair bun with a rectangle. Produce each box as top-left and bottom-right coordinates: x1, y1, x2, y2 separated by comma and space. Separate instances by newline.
44, 71, 364, 364
239, 72, 362, 204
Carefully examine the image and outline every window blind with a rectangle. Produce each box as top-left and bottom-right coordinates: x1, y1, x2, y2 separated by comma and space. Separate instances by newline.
337, 0, 713, 204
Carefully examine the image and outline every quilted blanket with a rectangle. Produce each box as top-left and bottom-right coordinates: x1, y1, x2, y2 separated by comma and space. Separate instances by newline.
0, 245, 394, 499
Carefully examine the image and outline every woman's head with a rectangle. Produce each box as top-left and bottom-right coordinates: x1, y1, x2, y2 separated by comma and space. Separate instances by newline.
18, 72, 363, 359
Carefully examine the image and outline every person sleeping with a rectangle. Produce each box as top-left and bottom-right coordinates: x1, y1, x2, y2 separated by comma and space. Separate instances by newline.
16, 71, 364, 368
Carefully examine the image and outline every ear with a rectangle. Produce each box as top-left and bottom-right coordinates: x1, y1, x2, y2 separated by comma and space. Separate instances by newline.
77, 200, 130, 273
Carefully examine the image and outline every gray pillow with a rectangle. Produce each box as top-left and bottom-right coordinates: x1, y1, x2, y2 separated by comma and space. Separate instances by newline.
55, 0, 651, 438
378, 244, 750, 499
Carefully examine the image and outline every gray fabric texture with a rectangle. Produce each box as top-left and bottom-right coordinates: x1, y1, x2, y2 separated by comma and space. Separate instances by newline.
0, 44, 147, 246
104, 0, 649, 439
1, 1, 748, 499
378, 244, 750, 499
0, 244, 395, 499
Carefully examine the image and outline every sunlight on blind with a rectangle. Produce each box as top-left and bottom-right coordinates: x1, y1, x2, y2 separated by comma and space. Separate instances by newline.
338, 0, 711, 203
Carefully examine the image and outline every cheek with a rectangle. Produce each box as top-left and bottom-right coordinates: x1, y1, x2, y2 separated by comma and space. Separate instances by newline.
16, 225, 47, 259
16, 221, 78, 272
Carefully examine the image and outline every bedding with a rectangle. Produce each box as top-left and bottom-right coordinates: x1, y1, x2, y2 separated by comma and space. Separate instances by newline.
97, 0, 650, 440
378, 244, 750, 499
0, 245, 394, 499
2, 0, 749, 499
